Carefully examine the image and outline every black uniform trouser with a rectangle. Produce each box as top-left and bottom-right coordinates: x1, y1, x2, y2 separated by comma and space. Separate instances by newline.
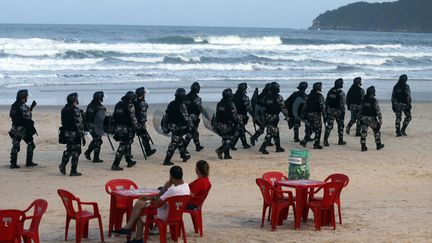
10, 134, 35, 164
184, 116, 201, 148
86, 131, 103, 156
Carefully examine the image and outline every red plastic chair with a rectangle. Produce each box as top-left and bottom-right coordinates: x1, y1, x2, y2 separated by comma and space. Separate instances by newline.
307, 181, 344, 231
57, 189, 104, 243
21, 199, 48, 243
105, 179, 138, 237
255, 178, 296, 231
144, 195, 191, 243
262, 171, 288, 186
308, 173, 349, 224
0, 209, 24, 243
184, 184, 211, 237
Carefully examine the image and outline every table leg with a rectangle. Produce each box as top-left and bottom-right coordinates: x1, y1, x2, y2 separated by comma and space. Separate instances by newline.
294, 187, 303, 230
302, 188, 311, 222
126, 198, 133, 241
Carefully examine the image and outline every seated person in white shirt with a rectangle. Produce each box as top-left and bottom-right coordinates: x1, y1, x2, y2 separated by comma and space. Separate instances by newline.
113, 166, 190, 243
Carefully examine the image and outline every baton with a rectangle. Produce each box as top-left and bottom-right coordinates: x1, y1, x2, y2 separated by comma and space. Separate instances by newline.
107, 135, 115, 151
137, 136, 147, 160
145, 130, 154, 145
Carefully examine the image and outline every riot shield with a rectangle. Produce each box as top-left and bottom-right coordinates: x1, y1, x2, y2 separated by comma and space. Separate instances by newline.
202, 106, 217, 134
153, 110, 170, 137
94, 109, 106, 136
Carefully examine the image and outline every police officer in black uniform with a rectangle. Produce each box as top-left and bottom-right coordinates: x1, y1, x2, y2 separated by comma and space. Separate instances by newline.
300, 82, 326, 149
346, 77, 365, 136
250, 83, 272, 146
259, 82, 288, 154
323, 78, 347, 146
285, 82, 308, 142
360, 86, 385, 151
84, 91, 106, 163
9, 89, 38, 169
233, 82, 253, 149
392, 74, 412, 136
163, 88, 194, 165
135, 87, 156, 157
59, 93, 86, 176
184, 82, 210, 152
111, 91, 143, 171
214, 88, 242, 159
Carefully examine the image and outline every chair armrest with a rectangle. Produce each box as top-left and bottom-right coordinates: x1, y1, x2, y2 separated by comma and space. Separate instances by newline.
22, 205, 33, 214
80, 201, 100, 215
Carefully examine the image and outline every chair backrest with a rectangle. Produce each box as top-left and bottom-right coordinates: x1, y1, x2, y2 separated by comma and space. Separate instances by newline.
324, 173, 349, 188
256, 178, 274, 205
262, 171, 287, 185
105, 179, 138, 195
0, 210, 24, 241
164, 195, 191, 223
24, 199, 48, 232
192, 184, 212, 209
57, 189, 79, 218
321, 182, 344, 207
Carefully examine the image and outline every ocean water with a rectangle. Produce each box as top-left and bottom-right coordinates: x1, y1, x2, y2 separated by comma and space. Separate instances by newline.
1, 24, 432, 105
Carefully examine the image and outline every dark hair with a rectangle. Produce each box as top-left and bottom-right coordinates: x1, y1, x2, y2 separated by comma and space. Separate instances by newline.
170, 166, 183, 180
196, 160, 209, 177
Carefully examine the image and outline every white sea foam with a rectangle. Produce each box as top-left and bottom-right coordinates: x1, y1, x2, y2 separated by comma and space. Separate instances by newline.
255, 54, 390, 65
116, 56, 164, 63
0, 57, 104, 71
193, 35, 283, 45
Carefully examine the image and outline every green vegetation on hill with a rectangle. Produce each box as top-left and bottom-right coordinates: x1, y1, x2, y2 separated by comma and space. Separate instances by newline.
310, 0, 432, 33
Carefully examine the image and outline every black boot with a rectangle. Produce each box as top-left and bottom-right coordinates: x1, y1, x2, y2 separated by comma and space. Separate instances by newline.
223, 144, 232, 160
59, 154, 68, 175
111, 156, 124, 170
300, 139, 307, 147
92, 149, 103, 163
338, 137, 347, 145
84, 146, 92, 161
274, 135, 285, 152
376, 143, 385, 150
240, 135, 251, 149
355, 126, 361, 137
361, 144, 368, 152
180, 151, 191, 162
401, 125, 408, 136
323, 132, 330, 147
10, 155, 20, 169
259, 142, 269, 154
126, 156, 136, 167
215, 146, 224, 160
195, 144, 204, 152
26, 144, 38, 167
323, 140, 330, 147
70, 159, 82, 176
294, 128, 300, 142
163, 153, 174, 166
250, 134, 257, 146
313, 134, 323, 149
396, 127, 402, 137
345, 125, 351, 135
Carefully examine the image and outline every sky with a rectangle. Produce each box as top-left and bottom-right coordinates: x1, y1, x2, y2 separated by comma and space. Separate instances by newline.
0, 0, 395, 29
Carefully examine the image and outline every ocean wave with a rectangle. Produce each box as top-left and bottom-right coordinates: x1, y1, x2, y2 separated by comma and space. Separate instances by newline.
254, 54, 390, 65
193, 35, 283, 45
0, 57, 104, 71
115, 56, 164, 63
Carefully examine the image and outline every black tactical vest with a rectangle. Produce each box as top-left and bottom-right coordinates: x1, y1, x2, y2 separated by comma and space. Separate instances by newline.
361, 97, 377, 117
264, 94, 281, 114
216, 100, 234, 122
166, 101, 186, 126
326, 88, 341, 109
86, 101, 99, 124
185, 93, 200, 115
347, 85, 363, 105
393, 83, 408, 103
305, 92, 323, 113
10, 101, 24, 126
233, 92, 247, 115
113, 101, 131, 126
61, 105, 78, 131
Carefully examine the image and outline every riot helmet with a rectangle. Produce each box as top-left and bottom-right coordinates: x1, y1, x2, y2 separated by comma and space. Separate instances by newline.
124, 91, 136, 103
353, 77, 362, 86
67, 92, 79, 105
269, 82, 280, 94
175, 88, 187, 102
222, 88, 233, 101
237, 82, 248, 94
312, 82, 322, 92
297, 82, 308, 91
399, 74, 408, 84
366, 86, 376, 97
135, 87, 146, 99
335, 78, 344, 89
191, 82, 201, 94
93, 91, 104, 103
16, 89, 29, 102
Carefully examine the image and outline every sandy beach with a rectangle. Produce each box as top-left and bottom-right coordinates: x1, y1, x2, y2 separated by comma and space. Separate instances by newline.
1, 102, 431, 243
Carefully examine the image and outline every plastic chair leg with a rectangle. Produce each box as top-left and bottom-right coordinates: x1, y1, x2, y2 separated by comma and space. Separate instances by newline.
82, 220, 89, 238
181, 222, 188, 243
197, 211, 203, 237
97, 216, 105, 242
190, 213, 198, 233
158, 224, 167, 243
75, 221, 82, 243
337, 202, 342, 224
261, 204, 267, 227
312, 208, 321, 231
65, 217, 71, 240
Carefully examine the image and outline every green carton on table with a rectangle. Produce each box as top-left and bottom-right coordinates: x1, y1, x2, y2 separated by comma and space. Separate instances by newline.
288, 149, 310, 180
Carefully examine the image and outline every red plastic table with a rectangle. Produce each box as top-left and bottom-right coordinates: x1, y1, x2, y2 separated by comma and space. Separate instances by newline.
275, 179, 325, 229
111, 188, 159, 240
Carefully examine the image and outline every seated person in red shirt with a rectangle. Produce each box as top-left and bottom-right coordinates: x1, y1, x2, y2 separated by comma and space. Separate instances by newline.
188, 160, 211, 210
113, 166, 190, 243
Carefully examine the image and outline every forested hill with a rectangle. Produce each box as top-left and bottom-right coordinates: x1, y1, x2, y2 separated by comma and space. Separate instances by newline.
310, 0, 432, 33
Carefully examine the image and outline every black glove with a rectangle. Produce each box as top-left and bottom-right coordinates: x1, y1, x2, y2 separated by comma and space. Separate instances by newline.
30, 100, 37, 111
392, 104, 397, 113
82, 136, 86, 146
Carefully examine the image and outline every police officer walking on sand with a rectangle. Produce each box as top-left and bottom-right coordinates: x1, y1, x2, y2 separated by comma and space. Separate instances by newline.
214, 88, 242, 159
392, 74, 412, 137
183, 82, 210, 152
300, 82, 326, 149
346, 77, 365, 137
59, 93, 85, 176
259, 82, 288, 154
135, 87, 156, 157
9, 89, 38, 169
163, 88, 194, 165
323, 78, 347, 146
84, 91, 106, 163
111, 91, 144, 171
233, 82, 253, 149
360, 86, 385, 151
250, 83, 271, 146
285, 82, 308, 142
